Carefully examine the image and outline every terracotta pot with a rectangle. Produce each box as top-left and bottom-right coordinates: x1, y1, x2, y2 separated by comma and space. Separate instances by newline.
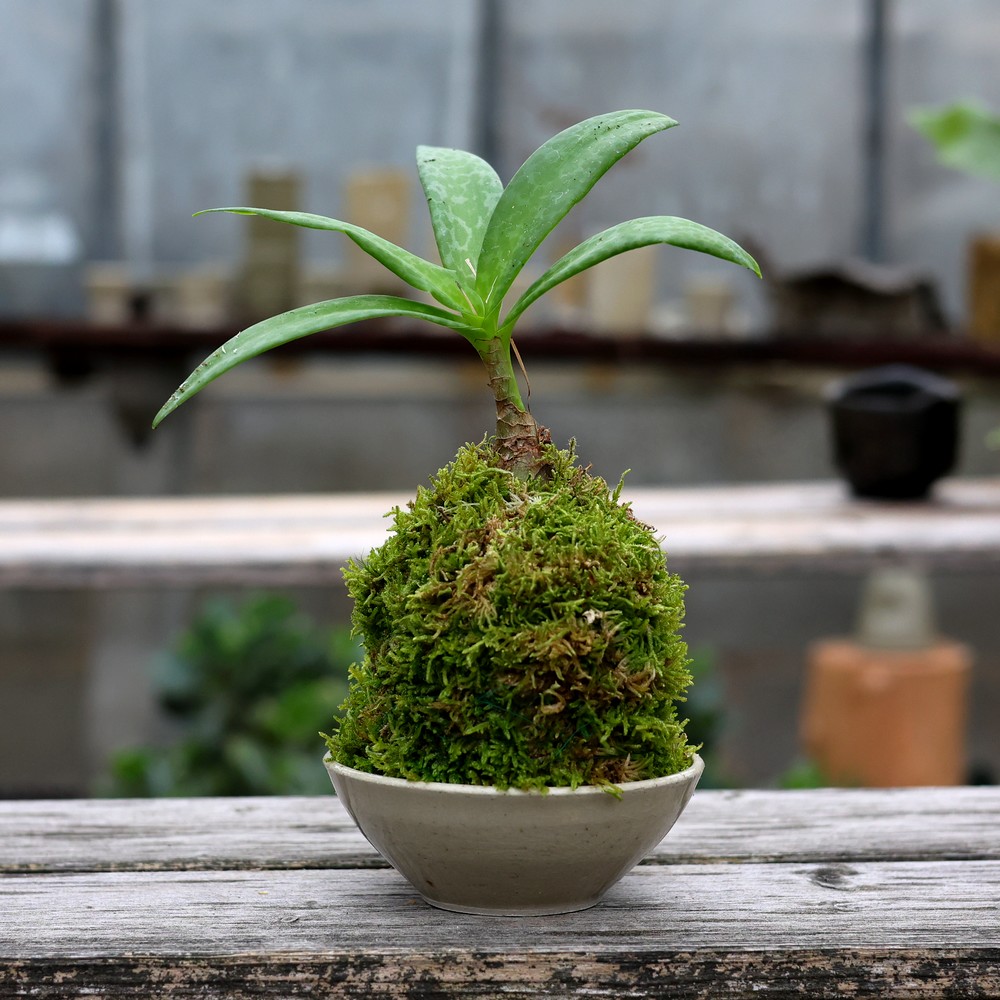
325, 755, 703, 915
801, 639, 971, 787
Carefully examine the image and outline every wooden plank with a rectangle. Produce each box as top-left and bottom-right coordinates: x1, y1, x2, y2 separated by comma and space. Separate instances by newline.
660, 786, 1000, 864
630, 478, 1000, 573
0, 796, 375, 874
9, 317, 1000, 376
0, 493, 401, 589
2, 479, 1000, 587
1, 864, 998, 997
3, 788, 998, 874
3, 791, 998, 996
1, 950, 995, 1000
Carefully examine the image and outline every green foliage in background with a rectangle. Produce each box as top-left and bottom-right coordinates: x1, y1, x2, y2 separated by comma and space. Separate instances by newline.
325, 442, 696, 790
107, 595, 358, 796
777, 758, 830, 790
910, 101, 1000, 182
682, 652, 729, 789
911, 101, 1000, 450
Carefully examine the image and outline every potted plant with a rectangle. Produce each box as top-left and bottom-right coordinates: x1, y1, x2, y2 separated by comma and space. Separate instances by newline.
154, 109, 760, 914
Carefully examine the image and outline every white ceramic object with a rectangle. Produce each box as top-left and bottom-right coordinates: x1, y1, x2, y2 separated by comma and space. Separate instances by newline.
325, 754, 703, 916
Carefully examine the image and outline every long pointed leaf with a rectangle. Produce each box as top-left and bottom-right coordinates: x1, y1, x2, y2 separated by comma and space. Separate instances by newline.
152, 295, 476, 427
196, 207, 467, 312
475, 110, 677, 313
503, 216, 760, 330
416, 145, 503, 280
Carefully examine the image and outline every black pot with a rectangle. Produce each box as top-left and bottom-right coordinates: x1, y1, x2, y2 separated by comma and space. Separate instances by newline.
828, 364, 961, 500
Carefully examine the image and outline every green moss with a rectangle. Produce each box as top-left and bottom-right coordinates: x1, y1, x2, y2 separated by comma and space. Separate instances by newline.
324, 441, 695, 790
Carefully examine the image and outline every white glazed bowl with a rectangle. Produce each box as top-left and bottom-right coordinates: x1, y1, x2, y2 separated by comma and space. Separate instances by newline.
325, 754, 703, 915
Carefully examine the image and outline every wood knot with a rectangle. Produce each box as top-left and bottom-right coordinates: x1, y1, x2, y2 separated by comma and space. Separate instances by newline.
809, 864, 859, 891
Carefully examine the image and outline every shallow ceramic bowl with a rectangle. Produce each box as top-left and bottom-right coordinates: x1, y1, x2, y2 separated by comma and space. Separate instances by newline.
325, 754, 703, 915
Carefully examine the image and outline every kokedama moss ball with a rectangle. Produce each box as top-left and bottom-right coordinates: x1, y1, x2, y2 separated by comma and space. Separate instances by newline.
325, 441, 696, 790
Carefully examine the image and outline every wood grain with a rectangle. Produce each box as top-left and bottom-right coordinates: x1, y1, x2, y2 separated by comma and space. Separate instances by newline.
2, 865, 998, 996
3, 949, 998, 999
3, 787, 998, 874
3, 789, 999, 997
4, 860, 999, 954
3, 479, 1000, 587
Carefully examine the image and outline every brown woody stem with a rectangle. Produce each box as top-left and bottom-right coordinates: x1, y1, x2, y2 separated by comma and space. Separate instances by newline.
477, 337, 552, 478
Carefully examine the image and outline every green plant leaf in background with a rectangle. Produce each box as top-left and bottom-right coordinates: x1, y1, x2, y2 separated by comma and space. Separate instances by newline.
105, 595, 358, 797
909, 101, 1000, 181
152, 294, 478, 428
416, 145, 503, 288
503, 215, 761, 330
910, 101, 1000, 450
474, 110, 678, 318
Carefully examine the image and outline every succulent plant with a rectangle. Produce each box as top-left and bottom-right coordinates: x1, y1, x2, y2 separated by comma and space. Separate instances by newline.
154, 109, 758, 475
156, 110, 759, 788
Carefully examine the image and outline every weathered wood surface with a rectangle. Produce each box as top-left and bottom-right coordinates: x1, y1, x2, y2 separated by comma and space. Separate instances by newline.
1, 787, 998, 874
2, 864, 998, 973
3, 478, 1000, 588
1, 789, 999, 997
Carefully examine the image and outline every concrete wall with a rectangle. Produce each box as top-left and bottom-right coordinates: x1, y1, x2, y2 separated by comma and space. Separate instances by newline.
3, 1, 1000, 322
4, 349, 1000, 498
888, 2, 1000, 315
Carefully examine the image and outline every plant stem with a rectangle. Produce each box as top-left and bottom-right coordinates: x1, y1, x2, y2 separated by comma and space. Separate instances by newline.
477, 336, 552, 477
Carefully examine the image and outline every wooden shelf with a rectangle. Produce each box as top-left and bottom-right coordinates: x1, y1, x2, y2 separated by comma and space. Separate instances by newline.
3, 479, 1000, 588
5, 317, 1000, 375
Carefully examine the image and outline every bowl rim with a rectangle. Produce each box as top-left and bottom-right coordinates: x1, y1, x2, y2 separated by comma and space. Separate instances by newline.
324, 752, 703, 797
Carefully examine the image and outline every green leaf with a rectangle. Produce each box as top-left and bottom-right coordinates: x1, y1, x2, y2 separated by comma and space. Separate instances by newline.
416, 145, 503, 284
196, 207, 468, 312
152, 295, 477, 427
503, 216, 761, 329
475, 110, 678, 314
910, 102, 1000, 181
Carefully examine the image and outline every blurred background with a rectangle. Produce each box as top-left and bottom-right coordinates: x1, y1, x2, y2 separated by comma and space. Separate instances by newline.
3, 0, 1000, 797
